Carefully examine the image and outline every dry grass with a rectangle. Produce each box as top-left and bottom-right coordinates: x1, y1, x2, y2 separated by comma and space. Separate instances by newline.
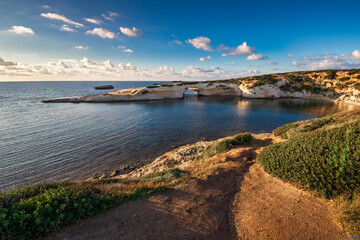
334, 194, 360, 236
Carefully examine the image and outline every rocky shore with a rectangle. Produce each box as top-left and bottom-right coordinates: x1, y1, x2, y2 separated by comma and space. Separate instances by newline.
42, 69, 360, 105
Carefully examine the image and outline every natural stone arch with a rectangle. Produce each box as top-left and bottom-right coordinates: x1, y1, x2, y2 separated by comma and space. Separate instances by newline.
184, 87, 200, 96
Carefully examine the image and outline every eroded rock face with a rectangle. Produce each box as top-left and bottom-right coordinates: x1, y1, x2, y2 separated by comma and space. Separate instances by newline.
42, 77, 360, 105
42, 82, 241, 103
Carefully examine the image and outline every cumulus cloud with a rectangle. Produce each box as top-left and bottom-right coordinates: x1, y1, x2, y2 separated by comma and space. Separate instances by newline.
84, 18, 102, 25
75, 45, 89, 50
0, 56, 262, 81
186, 37, 212, 51
307, 56, 360, 70
246, 54, 267, 61
123, 49, 133, 53
86, 28, 115, 39
59, 24, 75, 32
41, 13, 84, 27
199, 56, 211, 61
8, 26, 34, 35
0, 57, 16, 66
342, 50, 360, 60
41, 5, 51, 9
152, 66, 177, 76
119, 27, 142, 37
267, 61, 278, 65
222, 42, 255, 57
287, 53, 293, 58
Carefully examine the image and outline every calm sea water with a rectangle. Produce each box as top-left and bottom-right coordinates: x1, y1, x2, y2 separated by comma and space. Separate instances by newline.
0, 81, 357, 192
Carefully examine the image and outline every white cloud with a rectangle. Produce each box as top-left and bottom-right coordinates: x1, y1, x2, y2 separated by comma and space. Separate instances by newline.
41, 5, 51, 9
222, 42, 255, 57
342, 50, 360, 60
119, 27, 142, 37
287, 53, 293, 58
186, 36, 212, 51
267, 61, 278, 65
152, 66, 177, 76
59, 24, 75, 32
86, 28, 115, 39
226, 62, 235, 65
246, 54, 267, 61
199, 56, 211, 61
299, 56, 312, 62
84, 18, 102, 25
41, 13, 84, 27
123, 49, 133, 53
8, 26, 34, 35
75, 45, 89, 50
0, 56, 263, 81
307, 56, 360, 70
0, 57, 16, 66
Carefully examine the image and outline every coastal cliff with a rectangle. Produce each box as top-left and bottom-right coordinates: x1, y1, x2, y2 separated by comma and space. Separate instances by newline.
43, 68, 360, 104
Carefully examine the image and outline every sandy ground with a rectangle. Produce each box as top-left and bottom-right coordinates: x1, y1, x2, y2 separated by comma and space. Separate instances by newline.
48, 134, 348, 240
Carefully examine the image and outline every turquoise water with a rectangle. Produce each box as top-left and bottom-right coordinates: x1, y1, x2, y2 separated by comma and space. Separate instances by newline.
0, 81, 356, 191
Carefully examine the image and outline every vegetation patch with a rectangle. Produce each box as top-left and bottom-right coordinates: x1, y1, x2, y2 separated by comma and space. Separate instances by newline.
279, 83, 291, 92
273, 123, 299, 139
339, 77, 351, 82
324, 70, 337, 80
258, 113, 360, 235
197, 133, 252, 160
0, 173, 184, 239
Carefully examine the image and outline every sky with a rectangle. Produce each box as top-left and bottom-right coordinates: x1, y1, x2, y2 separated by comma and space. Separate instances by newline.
1, 0, 360, 81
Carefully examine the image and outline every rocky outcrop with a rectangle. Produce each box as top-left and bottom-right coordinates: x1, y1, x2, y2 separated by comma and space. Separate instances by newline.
42, 69, 360, 105
42, 82, 241, 103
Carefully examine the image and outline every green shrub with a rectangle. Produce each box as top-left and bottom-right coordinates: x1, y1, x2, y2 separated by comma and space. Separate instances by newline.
279, 83, 291, 92
353, 83, 360, 90
149, 168, 188, 183
258, 121, 360, 199
273, 123, 299, 138
324, 70, 337, 80
197, 133, 252, 160
339, 77, 351, 82
357, 75, 360, 79
0, 182, 163, 239
301, 117, 334, 132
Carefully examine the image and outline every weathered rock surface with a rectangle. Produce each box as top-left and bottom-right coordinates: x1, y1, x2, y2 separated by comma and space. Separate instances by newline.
42, 69, 360, 105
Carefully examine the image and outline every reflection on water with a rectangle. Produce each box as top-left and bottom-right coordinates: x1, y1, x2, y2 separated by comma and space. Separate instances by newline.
0, 81, 358, 192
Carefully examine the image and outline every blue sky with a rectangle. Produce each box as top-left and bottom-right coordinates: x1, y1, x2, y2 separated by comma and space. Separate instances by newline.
1, 0, 360, 81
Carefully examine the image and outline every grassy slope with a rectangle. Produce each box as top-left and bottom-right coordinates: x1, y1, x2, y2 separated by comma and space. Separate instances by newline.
0, 134, 251, 240
257, 110, 360, 235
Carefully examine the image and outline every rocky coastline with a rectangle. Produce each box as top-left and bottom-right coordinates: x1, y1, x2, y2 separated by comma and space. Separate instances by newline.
42, 69, 360, 105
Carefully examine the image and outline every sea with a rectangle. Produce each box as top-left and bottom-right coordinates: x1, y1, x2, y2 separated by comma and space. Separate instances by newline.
0, 81, 357, 192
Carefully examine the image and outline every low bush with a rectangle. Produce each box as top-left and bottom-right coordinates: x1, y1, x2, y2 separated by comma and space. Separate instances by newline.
324, 70, 337, 80
273, 123, 299, 138
197, 133, 252, 160
0, 179, 167, 239
258, 121, 360, 199
339, 77, 351, 82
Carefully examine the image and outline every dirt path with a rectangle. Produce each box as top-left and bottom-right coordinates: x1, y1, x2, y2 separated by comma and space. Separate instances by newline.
49, 134, 348, 240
